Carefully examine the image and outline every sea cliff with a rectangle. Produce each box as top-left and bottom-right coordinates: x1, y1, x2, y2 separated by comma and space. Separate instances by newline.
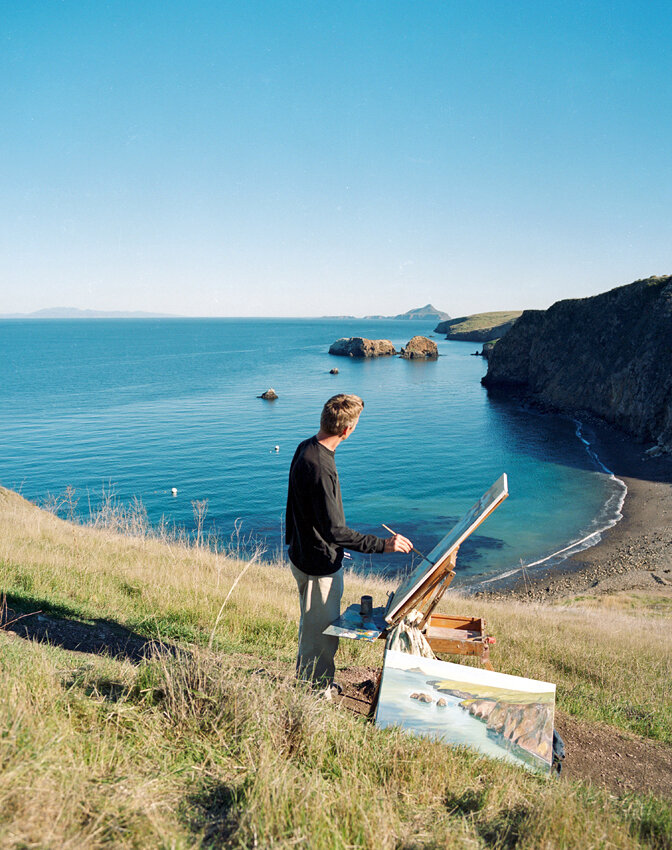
482, 276, 672, 451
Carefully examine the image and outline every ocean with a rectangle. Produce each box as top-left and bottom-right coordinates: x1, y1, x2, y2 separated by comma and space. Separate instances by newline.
0, 318, 624, 588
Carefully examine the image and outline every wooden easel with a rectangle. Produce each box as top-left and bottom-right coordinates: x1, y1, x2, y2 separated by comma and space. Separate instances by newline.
381, 546, 495, 670
325, 475, 508, 687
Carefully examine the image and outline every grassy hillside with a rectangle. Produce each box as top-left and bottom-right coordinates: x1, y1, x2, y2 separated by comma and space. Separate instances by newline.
1, 486, 671, 848
436, 311, 523, 341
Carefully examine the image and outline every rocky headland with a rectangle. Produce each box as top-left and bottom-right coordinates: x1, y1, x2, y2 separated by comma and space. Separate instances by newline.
435, 311, 522, 341
364, 304, 450, 321
323, 304, 450, 321
329, 337, 397, 357
482, 276, 672, 452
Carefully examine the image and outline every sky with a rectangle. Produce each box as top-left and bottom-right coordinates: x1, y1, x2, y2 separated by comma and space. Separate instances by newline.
1, 1, 670, 317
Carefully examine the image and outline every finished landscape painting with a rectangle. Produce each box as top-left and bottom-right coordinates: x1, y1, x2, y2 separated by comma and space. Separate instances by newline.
375, 649, 556, 774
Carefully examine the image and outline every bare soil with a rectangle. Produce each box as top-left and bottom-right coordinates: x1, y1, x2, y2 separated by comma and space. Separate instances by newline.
1, 603, 170, 662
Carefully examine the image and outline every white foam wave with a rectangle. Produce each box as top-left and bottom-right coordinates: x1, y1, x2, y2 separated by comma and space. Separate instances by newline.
477, 419, 627, 586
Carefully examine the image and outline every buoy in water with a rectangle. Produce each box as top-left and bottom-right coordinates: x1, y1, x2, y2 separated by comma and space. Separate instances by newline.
171, 487, 178, 496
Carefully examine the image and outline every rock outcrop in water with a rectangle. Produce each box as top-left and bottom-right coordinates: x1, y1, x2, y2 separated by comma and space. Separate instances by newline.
400, 336, 438, 359
329, 337, 397, 357
482, 276, 672, 452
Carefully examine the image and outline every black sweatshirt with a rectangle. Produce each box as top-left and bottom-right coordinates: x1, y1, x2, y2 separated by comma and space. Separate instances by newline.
285, 436, 385, 575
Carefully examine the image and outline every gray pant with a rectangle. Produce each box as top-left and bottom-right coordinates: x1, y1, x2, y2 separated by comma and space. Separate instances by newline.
289, 561, 344, 686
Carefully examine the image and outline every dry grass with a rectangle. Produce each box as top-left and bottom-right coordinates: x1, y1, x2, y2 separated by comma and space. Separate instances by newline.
444, 311, 523, 336
2, 635, 670, 849
1, 485, 671, 848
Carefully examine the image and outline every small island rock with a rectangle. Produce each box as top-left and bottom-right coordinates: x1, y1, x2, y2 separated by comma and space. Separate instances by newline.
329, 367, 339, 374
258, 388, 278, 400
409, 692, 433, 703
329, 337, 397, 358
400, 336, 438, 359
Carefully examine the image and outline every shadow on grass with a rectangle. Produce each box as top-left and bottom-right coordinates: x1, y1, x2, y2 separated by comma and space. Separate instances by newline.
477, 803, 529, 849
445, 790, 530, 849
1, 592, 176, 663
182, 780, 241, 849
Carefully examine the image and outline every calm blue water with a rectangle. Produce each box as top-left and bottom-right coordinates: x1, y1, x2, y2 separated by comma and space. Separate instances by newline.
0, 318, 621, 586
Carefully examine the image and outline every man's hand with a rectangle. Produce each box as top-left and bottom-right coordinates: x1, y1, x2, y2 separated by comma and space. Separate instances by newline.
384, 533, 413, 553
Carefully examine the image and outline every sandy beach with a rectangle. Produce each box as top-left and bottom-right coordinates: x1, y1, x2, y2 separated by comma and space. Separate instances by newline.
476, 420, 672, 601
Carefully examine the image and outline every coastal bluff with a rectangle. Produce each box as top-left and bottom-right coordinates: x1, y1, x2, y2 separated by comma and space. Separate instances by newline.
482, 275, 672, 451
435, 311, 522, 341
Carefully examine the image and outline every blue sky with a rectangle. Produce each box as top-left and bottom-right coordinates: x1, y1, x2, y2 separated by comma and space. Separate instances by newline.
1, 1, 670, 317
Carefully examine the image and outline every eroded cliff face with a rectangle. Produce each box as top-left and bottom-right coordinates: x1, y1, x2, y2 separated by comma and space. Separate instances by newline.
482, 276, 672, 451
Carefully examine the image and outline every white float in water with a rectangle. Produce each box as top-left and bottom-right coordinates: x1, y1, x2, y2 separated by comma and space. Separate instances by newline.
171, 487, 178, 496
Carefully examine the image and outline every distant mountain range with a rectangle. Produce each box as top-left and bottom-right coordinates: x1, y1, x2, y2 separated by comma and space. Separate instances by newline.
2, 303, 451, 321
0, 308, 178, 319
324, 304, 451, 321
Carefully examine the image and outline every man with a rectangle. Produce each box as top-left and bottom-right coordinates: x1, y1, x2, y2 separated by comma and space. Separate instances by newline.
285, 393, 412, 693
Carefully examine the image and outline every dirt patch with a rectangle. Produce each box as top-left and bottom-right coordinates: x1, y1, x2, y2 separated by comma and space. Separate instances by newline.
1, 604, 171, 663
334, 666, 672, 800
554, 710, 672, 799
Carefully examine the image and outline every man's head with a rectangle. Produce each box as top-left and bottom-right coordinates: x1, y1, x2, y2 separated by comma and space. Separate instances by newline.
320, 394, 364, 437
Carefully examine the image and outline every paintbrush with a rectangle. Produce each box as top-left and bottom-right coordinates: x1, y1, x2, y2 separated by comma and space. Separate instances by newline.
381, 524, 430, 561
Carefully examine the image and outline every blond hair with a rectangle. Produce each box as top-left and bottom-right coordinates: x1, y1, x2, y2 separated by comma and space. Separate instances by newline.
320, 394, 364, 435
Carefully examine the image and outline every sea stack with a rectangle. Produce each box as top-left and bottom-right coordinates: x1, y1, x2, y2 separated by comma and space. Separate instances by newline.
329, 337, 397, 357
400, 336, 438, 359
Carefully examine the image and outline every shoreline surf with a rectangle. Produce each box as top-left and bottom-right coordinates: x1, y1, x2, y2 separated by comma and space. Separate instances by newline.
463, 419, 628, 592
471, 421, 672, 600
